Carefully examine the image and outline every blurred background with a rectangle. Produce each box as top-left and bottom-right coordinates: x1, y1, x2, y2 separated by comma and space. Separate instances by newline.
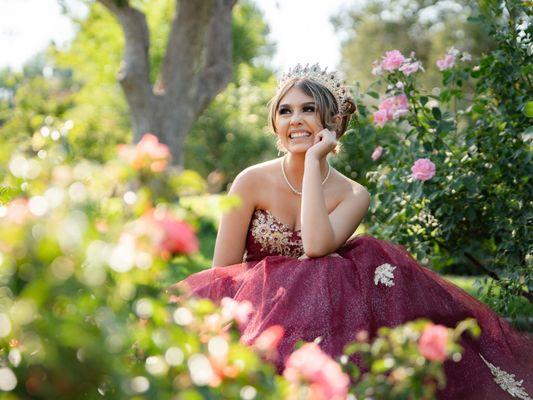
0, 0, 531, 396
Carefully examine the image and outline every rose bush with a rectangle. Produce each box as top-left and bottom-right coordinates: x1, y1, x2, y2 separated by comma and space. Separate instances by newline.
336, 0, 532, 325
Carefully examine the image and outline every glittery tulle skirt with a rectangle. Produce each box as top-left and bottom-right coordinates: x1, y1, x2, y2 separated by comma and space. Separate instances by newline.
176, 235, 533, 399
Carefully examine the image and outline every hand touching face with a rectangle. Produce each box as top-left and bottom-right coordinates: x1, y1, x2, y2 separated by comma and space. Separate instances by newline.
305, 128, 338, 161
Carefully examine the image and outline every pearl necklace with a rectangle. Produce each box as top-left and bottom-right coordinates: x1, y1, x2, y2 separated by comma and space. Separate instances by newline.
281, 155, 331, 196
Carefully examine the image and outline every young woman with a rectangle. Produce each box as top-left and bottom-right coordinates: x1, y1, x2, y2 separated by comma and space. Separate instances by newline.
176, 64, 532, 399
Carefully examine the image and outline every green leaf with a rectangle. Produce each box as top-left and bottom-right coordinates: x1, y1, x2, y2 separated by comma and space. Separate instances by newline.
371, 359, 390, 374
419, 96, 428, 106
522, 101, 533, 118
367, 91, 380, 99
431, 107, 442, 120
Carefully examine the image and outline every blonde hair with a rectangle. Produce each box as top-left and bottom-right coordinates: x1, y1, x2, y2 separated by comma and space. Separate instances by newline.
267, 77, 356, 154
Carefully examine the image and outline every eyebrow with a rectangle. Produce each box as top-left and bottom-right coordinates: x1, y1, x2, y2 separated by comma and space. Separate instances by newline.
279, 101, 316, 108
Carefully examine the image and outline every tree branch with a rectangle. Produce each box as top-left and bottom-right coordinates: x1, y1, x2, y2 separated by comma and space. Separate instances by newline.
161, 0, 216, 99
437, 240, 532, 303
195, 0, 236, 114
463, 251, 533, 303
97, 0, 153, 132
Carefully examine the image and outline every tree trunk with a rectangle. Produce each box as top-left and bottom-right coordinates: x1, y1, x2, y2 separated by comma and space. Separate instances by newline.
97, 0, 236, 166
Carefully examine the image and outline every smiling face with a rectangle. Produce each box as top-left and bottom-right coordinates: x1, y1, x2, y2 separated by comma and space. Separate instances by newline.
273, 86, 324, 154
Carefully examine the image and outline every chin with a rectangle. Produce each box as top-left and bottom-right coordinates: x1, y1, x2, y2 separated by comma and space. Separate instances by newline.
286, 143, 312, 154
286, 149, 309, 156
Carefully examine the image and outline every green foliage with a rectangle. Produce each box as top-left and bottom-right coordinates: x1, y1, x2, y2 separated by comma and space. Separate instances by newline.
0, 57, 76, 171
344, 318, 480, 399
338, 0, 532, 324
185, 64, 277, 191
50, 0, 277, 182
0, 125, 288, 398
53, 2, 132, 161
0, 125, 471, 398
334, 0, 495, 91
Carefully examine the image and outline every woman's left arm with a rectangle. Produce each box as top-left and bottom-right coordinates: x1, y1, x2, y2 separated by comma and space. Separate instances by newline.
301, 130, 370, 258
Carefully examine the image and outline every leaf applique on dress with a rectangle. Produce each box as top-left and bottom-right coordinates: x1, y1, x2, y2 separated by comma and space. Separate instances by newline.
374, 263, 397, 287
480, 354, 532, 400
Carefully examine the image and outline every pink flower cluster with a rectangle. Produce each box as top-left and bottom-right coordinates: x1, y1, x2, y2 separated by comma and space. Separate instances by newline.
436, 47, 471, 71
283, 342, 349, 400
411, 158, 436, 181
221, 297, 253, 327
436, 54, 456, 71
253, 325, 285, 361
373, 93, 409, 127
118, 133, 171, 172
418, 323, 450, 362
138, 209, 199, 258
372, 50, 424, 76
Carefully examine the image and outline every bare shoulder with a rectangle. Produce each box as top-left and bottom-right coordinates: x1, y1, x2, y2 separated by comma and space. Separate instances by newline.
229, 159, 279, 203
332, 169, 370, 203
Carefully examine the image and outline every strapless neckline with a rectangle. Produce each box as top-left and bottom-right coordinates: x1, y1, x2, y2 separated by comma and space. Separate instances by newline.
254, 209, 302, 234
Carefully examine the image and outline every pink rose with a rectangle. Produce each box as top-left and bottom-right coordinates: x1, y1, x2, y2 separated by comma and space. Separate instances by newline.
418, 323, 449, 362
221, 297, 253, 327
118, 133, 171, 172
399, 61, 423, 75
371, 145, 383, 161
411, 158, 436, 181
140, 209, 199, 256
390, 93, 409, 118
381, 50, 406, 71
158, 216, 199, 255
284, 343, 349, 400
374, 94, 409, 127
373, 109, 390, 127
253, 325, 285, 354
436, 54, 456, 71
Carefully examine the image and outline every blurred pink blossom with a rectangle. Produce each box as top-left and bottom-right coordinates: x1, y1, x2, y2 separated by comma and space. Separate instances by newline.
436, 54, 456, 71
411, 158, 436, 181
118, 133, 171, 172
284, 343, 349, 400
418, 323, 449, 361
371, 146, 383, 161
253, 325, 285, 355
139, 209, 199, 257
158, 215, 199, 255
399, 61, 424, 75
387, 93, 409, 118
373, 109, 390, 127
221, 297, 253, 327
4, 198, 31, 224
381, 50, 406, 71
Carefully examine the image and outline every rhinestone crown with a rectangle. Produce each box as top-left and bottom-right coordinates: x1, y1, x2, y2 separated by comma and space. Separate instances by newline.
278, 63, 353, 115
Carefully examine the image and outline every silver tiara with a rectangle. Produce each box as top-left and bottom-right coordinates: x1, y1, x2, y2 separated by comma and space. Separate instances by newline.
278, 63, 353, 115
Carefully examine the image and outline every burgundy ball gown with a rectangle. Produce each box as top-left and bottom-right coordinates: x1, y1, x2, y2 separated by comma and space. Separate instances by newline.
178, 208, 533, 399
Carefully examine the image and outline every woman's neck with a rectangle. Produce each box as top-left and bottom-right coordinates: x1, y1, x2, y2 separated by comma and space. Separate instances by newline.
284, 152, 329, 183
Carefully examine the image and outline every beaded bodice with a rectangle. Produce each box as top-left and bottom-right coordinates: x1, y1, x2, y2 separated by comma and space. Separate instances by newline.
243, 209, 304, 262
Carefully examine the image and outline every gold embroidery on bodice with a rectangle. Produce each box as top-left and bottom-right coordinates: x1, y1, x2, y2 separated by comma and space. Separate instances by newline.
249, 209, 303, 258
